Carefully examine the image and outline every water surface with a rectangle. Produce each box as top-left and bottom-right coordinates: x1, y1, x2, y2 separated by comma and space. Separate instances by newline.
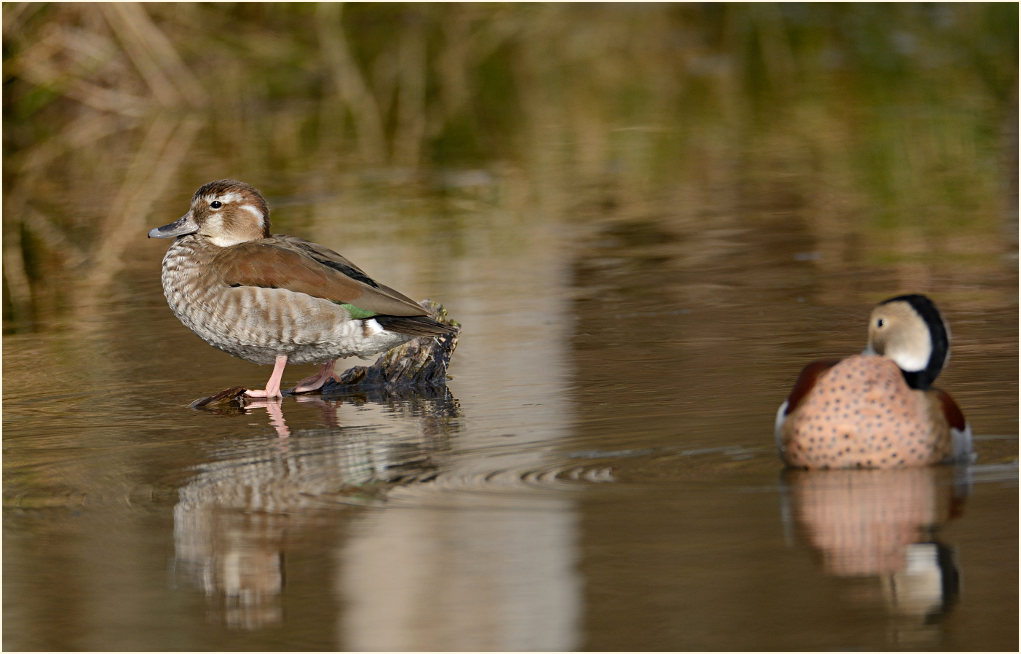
4, 4, 1018, 651
4, 194, 1016, 650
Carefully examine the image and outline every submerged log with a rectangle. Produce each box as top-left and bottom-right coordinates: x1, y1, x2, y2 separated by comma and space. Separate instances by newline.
324, 299, 460, 393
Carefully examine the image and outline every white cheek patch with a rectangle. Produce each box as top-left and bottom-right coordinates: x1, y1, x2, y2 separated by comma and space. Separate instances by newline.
204, 214, 223, 232
890, 341, 930, 372
199, 214, 245, 247
239, 203, 266, 227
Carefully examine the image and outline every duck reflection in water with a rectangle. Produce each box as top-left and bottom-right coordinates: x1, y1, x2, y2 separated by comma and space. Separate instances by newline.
781, 465, 968, 645
173, 390, 461, 630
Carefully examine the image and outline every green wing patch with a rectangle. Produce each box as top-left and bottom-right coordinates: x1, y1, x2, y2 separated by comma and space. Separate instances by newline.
339, 302, 378, 319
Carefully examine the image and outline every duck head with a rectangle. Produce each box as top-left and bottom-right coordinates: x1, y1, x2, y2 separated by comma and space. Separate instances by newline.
149, 179, 271, 246
864, 294, 951, 390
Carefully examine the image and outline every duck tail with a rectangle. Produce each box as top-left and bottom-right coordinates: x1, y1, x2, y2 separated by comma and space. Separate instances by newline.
375, 314, 458, 337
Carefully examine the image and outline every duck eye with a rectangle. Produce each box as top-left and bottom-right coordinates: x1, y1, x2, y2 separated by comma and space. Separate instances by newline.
210, 200, 223, 209
876, 318, 885, 328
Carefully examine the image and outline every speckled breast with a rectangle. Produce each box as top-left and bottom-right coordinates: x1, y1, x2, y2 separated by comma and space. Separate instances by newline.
159, 236, 411, 365
779, 356, 952, 469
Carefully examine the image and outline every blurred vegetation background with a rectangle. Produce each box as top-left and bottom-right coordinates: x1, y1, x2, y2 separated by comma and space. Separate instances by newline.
3, 2, 1018, 332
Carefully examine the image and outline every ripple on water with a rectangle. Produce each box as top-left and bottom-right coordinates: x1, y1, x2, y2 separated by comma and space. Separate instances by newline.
364, 434, 1019, 512
343, 441, 777, 512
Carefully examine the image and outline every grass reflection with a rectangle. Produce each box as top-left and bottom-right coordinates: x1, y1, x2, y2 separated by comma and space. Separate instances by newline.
3, 3, 1017, 331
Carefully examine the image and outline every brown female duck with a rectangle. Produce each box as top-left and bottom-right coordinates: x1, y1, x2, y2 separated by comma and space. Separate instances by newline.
149, 179, 453, 398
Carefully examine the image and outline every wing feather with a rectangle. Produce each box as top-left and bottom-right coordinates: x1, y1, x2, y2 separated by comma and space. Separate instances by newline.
213, 237, 428, 317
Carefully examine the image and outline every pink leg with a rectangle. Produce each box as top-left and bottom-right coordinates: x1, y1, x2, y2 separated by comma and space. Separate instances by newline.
245, 354, 288, 399
244, 398, 291, 438
263, 400, 290, 438
290, 360, 338, 394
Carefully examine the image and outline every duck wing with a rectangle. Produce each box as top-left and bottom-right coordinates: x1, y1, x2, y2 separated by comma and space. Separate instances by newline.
781, 359, 841, 415
212, 236, 428, 318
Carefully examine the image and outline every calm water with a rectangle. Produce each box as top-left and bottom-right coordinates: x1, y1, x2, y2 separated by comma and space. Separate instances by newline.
3, 180, 1017, 649
4, 4, 1019, 651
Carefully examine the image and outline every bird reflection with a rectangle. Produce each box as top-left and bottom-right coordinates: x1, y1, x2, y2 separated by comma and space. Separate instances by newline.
172, 390, 460, 629
239, 394, 351, 437
781, 465, 968, 645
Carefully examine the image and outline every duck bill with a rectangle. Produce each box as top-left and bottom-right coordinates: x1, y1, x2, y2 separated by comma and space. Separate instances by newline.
148, 212, 199, 239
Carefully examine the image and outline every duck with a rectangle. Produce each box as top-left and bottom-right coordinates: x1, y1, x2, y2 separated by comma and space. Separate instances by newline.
149, 179, 455, 399
775, 294, 972, 469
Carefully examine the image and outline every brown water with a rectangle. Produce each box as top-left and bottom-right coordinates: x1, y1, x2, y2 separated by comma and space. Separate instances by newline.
4, 4, 1018, 651
4, 176, 1017, 650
